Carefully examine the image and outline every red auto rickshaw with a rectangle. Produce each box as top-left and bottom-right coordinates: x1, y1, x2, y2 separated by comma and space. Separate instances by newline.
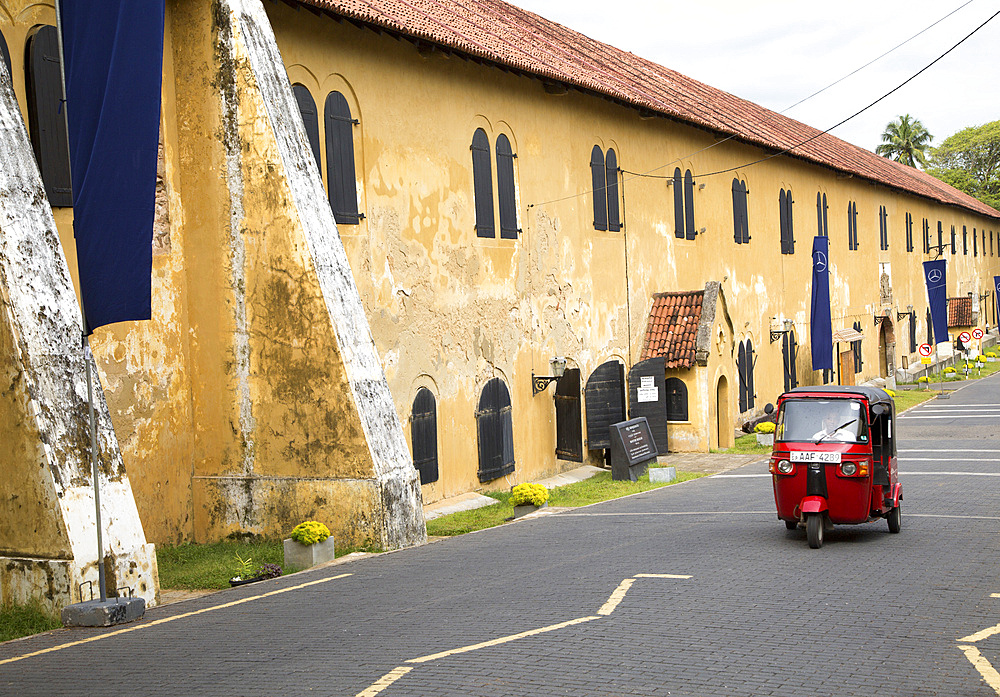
766, 386, 901, 548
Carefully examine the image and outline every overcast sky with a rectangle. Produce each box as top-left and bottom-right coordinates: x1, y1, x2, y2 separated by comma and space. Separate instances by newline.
504, 0, 999, 156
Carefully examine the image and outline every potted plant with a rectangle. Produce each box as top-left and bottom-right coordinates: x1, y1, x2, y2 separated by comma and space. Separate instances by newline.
754, 421, 775, 446
986, 352, 998, 363
284, 521, 335, 569
229, 552, 282, 587
510, 483, 549, 518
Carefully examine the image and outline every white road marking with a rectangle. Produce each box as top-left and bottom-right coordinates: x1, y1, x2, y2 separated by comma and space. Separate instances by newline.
900, 449, 1000, 453
899, 415, 1000, 419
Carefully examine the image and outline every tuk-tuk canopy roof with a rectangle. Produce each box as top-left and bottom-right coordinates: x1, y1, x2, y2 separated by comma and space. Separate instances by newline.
782, 385, 893, 406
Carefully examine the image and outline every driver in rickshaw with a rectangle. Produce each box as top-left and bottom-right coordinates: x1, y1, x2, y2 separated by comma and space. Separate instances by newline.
812, 405, 859, 442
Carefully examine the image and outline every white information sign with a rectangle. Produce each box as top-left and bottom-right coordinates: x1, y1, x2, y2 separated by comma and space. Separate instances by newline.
640, 376, 655, 388
637, 386, 659, 403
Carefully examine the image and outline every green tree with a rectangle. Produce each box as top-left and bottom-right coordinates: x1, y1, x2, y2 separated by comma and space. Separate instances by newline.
876, 114, 933, 168
927, 120, 1000, 211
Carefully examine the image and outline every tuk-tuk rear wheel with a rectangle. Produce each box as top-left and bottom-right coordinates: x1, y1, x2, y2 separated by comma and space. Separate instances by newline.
807, 514, 824, 548
888, 504, 901, 534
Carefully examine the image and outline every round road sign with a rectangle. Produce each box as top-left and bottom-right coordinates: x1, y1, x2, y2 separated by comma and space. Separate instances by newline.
918, 343, 933, 357
959, 331, 972, 344
973, 328, 984, 339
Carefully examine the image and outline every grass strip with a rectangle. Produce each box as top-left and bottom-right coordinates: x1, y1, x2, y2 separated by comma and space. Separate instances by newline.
426, 469, 703, 537
0, 601, 61, 643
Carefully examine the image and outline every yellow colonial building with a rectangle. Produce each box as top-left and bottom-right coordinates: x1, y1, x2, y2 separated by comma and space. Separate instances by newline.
0, 0, 997, 610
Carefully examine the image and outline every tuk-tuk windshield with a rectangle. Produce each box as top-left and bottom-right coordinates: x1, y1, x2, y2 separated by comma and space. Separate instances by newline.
776, 399, 869, 444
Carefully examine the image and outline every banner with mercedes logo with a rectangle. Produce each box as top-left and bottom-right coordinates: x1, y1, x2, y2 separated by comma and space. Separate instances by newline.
810, 235, 833, 371
994, 276, 1000, 329
924, 259, 948, 345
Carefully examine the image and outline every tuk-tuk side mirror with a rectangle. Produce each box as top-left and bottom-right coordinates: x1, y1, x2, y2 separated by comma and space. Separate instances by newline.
872, 404, 889, 416
764, 403, 774, 415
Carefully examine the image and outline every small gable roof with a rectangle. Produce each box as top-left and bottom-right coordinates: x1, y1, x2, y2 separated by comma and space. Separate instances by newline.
641, 291, 703, 368
948, 296, 973, 327
297, 0, 999, 219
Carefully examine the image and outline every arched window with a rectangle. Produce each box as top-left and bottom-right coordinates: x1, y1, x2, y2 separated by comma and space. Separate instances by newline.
292, 84, 321, 173
496, 133, 518, 239
590, 145, 607, 231
26, 26, 72, 207
476, 377, 514, 481
605, 148, 620, 232
0, 29, 10, 83
732, 178, 749, 244
737, 340, 755, 412
324, 91, 360, 225
779, 188, 794, 254
472, 128, 494, 237
665, 378, 688, 422
410, 388, 439, 485
782, 328, 798, 391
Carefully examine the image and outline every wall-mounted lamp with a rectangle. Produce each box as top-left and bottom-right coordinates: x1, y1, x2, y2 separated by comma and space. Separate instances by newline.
532, 356, 567, 396
770, 319, 793, 344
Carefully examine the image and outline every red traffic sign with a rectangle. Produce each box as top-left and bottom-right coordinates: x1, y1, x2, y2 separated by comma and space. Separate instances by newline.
918, 343, 933, 357
973, 328, 984, 339
959, 331, 972, 344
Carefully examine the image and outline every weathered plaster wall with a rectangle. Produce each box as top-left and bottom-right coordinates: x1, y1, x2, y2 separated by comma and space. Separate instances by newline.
265, 3, 1000, 502
0, 32, 157, 611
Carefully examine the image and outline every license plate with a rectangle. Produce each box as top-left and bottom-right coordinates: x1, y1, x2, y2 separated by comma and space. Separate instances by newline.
789, 451, 841, 463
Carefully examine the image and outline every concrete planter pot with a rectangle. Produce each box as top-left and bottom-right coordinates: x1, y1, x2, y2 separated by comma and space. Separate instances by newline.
283, 536, 335, 569
756, 433, 774, 446
988, 357, 997, 362
649, 466, 676, 483
513, 502, 548, 519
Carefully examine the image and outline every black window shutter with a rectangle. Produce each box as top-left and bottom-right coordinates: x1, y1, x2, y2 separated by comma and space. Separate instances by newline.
926, 308, 933, 345
606, 148, 620, 232
684, 170, 696, 239
292, 84, 322, 174
816, 193, 823, 238
737, 341, 747, 413
554, 369, 583, 462
937, 221, 943, 253
0, 29, 10, 85
963, 225, 968, 255
324, 91, 360, 225
789, 330, 798, 388
747, 340, 756, 409
779, 189, 788, 254
974, 227, 978, 257
584, 360, 626, 450
741, 180, 750, 242
923, 218, 930, 254
26, 26, 72, 207
477, 378, 514, 481
665, 377, 688, 422
496, 134, 518, 239
853, 321, 863, 373
590, 146, 607, 231
410, 388, 438, 485
471, 128, 494, 238
732, 179, 742, 244
951, 225, 956, 254
785, 190, 794, 254
822, 193, 828, 237
673, 168, 684, 239
909, 311, 917, 353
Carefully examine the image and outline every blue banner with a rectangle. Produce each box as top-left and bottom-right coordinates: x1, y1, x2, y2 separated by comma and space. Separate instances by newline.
810, 235, 833, 371
994, 276, 1000, 330
924, 259, 948, 345
61, 0, 165, 333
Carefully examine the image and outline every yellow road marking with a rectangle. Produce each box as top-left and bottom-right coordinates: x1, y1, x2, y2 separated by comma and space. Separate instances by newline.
598, 578, 635, 615
407, 615, 600, 664
355, 666, 413, 697
960, 622, 1000, 644
960, 645, 1000, 695
635, 574, 693, 579
990, 593, 1000, 598
0, 573, 353, 666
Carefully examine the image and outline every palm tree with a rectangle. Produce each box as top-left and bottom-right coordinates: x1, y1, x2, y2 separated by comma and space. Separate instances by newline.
876, 115, 933, 168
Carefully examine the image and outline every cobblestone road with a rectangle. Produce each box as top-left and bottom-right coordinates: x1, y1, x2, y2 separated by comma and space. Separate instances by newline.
4, 378, 1000, 696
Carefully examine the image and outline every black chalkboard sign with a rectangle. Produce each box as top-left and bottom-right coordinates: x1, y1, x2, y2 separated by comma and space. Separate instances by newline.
609, 417, 659, 481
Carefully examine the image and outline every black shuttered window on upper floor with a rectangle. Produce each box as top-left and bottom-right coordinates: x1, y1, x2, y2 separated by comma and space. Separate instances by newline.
292, 84, 322, 173
684, 170, 696, 239
816, 192, 828, 237
732, 178, 749, 244
496, 134, 518, 239
606, 148, 620, 232
779, 189, 794, 254
26, 26, 72, 207
325, 91, 360, 225
472, 128, 495, 237
591, 146, 607, 231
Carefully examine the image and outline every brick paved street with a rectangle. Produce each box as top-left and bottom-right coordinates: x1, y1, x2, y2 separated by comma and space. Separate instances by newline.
5, 378, 1000, 695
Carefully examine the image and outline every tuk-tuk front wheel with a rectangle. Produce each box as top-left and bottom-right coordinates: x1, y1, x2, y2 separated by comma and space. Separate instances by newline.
807, 514, 824, 548
888, 504, 901, 534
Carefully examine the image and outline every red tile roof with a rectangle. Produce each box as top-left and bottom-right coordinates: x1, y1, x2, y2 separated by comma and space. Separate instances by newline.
948, 296, 973, 328
295, 0, 999, 219
640, 291, 704, 367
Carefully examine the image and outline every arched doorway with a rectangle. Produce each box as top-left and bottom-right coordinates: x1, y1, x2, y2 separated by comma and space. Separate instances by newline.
716, 376, 732, 449
878, 318, 896, 378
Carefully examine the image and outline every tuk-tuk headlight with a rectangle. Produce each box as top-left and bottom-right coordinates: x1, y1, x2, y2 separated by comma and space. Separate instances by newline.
776, 460, 793, 475
840, 462, 858, 476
